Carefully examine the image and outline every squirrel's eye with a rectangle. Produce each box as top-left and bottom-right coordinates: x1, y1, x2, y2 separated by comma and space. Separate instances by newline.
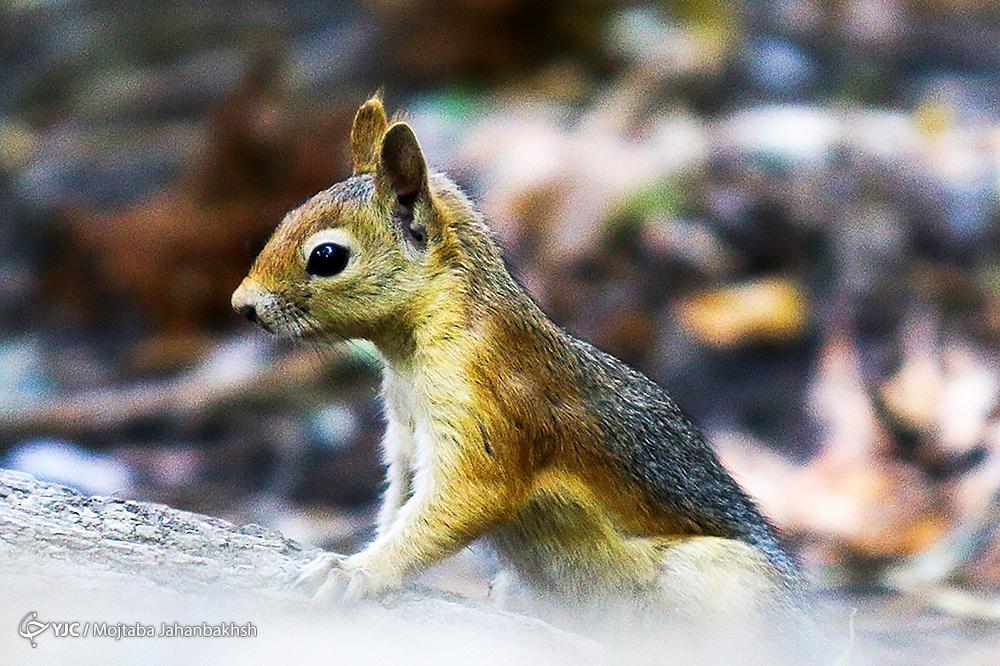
306, 243, 350, 277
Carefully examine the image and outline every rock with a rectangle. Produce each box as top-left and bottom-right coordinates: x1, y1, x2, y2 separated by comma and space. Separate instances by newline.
0, 469, 608, 665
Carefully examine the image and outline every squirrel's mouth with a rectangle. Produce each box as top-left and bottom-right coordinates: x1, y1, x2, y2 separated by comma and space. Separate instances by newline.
233, 283, 326, 341
249, 300, 323, 341
261, 317, 319, 341
239, 311, 310, 342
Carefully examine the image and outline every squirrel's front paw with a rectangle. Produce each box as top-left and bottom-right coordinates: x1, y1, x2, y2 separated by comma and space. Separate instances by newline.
314, 565, 380, 605
293, 552, 395, 604
293, 552, 347, 593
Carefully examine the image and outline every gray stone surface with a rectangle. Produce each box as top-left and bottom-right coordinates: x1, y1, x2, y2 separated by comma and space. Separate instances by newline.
0, 469, 608, 665
0, 468, 317, 594
0, 470, 319, 590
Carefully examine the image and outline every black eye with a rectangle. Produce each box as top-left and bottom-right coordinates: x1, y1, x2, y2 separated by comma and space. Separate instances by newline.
306, 243, 350, 277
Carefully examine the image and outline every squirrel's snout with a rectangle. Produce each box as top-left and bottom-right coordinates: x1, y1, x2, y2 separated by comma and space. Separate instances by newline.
231, 281, 261, 323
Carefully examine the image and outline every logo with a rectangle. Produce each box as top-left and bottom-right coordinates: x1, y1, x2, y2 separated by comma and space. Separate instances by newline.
18, 611, 48, 648
15, 612, 255, 644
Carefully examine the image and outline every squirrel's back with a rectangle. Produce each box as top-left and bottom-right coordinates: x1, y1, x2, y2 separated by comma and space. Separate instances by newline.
564, 335, 799, 583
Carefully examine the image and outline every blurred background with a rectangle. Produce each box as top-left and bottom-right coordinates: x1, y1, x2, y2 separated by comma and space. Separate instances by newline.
0, 0, 998, 652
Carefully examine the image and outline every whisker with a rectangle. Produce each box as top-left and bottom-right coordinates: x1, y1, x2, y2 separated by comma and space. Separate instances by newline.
287, 307, 335, 367
298, 308, 382, 368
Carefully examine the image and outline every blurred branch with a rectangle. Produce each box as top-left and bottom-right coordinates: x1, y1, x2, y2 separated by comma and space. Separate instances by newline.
0, 338, 372, 441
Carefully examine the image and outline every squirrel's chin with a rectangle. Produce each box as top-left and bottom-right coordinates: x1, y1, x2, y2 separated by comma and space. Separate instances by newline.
255, 316, 323, 340
286, 325, 326, 342
255, 322, 306, 340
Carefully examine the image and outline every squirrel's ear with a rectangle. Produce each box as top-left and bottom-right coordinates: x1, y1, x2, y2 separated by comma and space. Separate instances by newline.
378, 122, 434, 251
350, 95, 388, 174
378, 122, 428, 206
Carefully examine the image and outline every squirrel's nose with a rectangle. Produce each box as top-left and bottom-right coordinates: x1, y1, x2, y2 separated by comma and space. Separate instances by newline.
236, 303, 257, 323
231, 281, 260, 323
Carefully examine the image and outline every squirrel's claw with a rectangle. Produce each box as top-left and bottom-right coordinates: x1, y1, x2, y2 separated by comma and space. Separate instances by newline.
294, 552, 385, 605
310, 567, 370, 605
292, 552, 346, 594
311, 565, 379, 605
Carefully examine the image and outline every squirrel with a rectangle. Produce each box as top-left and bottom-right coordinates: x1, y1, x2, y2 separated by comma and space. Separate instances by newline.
231, 95, 802, 622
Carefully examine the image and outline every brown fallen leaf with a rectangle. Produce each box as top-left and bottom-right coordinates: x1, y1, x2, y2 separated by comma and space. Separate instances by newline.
718, 332, 949, 561
673, 275, 808, 348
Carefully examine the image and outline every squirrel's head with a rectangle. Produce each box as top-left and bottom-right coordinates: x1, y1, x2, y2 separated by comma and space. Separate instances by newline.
232, 95, 473, 345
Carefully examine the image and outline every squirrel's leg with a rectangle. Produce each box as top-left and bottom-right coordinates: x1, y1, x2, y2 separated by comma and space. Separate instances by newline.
375, 417, 414, 536
655, 536, 787, 621
653, 537, 821, 662
310, 452, 518, 603
375, 460, 411, 536
295, 417, 413, 597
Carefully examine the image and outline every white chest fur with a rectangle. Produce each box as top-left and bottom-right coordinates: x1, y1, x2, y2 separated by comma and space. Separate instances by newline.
383, 366, 435, 462
373, 364, 439, 537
